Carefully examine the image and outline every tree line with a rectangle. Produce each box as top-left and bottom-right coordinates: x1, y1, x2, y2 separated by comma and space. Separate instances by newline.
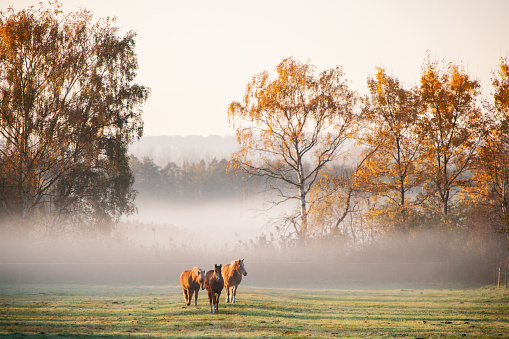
129, 156, 247, 200
228, 56, 509, 249
1, 2, 508, 256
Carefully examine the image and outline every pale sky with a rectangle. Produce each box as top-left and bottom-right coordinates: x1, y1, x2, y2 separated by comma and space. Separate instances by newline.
3, 0, 509, 137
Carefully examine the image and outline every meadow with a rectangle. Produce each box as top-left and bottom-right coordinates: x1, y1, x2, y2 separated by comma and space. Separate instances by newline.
0, 283, 508, 338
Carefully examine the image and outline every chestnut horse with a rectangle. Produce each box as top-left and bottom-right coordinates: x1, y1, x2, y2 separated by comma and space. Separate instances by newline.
222, 259, 248, 303
180, 267, 206, 306
204, 264, 224, 313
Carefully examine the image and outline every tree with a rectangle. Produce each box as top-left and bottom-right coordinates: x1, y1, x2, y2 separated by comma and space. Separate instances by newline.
0, 3, 149, 235
161, 161, 183, 198
130, 156, 165, 197
472, 58, 509, 241
356, 67, 424, 234
418, 57, 484, 223
307, 165, 357, 238
228, 58, 357, 239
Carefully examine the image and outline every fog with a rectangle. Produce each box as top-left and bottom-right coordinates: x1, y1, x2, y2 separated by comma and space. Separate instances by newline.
1, 190, 507, 287
123, 197, 273, 247
1, 195, 506, 287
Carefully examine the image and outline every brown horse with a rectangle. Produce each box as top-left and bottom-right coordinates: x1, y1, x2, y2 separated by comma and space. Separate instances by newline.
204, 264, 224, 313
179, 267, 206, 306
222, 259, 248, 303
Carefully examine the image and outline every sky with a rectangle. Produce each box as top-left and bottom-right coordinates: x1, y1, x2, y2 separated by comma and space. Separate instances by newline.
2, 0, 509, 137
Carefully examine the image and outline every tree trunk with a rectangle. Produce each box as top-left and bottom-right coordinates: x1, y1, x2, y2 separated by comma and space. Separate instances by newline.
297, 155, 307, 239
299, 185, 307, 239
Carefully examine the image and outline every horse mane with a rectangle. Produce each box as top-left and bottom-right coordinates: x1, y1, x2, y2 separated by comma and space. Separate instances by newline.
225, 260, 239, 274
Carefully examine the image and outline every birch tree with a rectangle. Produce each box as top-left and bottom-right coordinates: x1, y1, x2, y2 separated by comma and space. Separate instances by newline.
0, 3, 149, 235
472, 58, 509, 240
228, 58, 356, 239
356, 67, 424, 233
418, 57, 484, 222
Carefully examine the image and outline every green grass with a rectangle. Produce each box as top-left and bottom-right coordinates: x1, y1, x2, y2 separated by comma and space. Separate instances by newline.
0, 284, 508, 338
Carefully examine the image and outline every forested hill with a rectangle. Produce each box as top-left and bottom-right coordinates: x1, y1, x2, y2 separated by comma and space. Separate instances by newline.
129, 135, 239, 166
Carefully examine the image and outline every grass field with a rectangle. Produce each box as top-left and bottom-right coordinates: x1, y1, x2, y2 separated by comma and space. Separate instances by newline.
0, 283, 508, 338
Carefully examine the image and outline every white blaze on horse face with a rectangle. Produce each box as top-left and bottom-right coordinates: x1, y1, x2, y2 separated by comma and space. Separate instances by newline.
215, 266, 221, 282
239, 259, 248, 276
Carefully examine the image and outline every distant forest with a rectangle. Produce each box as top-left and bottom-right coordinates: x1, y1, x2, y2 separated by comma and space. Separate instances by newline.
128, 135, 238, 167
129, 156, 247, 200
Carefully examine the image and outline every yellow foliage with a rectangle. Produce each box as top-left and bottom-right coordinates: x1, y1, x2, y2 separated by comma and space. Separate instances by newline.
418, 57, 483, 218
493, 57, 509, 113
228, 57, 356, 238
470, 58, 509, 229
356, 67, 424, 232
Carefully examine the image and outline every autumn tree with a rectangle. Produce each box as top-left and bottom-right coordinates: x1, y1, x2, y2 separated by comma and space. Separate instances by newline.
472, 58, 509, 241
228, 58, 357, 239
418, 57, 485, 223
307, 162, 362, 242
355, 67, 424, 234
0, 3, 149, 236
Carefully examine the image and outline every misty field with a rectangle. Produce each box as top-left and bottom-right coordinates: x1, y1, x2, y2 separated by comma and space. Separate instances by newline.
0, 284, 508, 338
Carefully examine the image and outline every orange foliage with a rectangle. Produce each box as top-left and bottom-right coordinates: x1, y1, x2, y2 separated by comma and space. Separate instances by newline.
355, 67, 423, 233
228, 58, 357, 238
418, 57, 484, 220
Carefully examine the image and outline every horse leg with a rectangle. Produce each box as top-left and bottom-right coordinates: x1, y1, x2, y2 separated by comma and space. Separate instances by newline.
188, 289, 194, 306
194, 289, 199, 306
212, 292, 217, 313
214, 292, 220, 313
208, 291, 213, 313
232, 285, 238, 303
225, 284, 230, 303
183, 289, 190, 305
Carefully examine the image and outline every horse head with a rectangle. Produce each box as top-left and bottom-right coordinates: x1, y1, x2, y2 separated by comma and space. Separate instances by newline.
237, 259, 248, 276
214, 264, 223, 282
193, 267, 206, 290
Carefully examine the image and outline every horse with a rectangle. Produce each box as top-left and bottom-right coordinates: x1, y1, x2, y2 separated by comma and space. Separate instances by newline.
179, 267, 206, 306
222, 259, 248, 303
204, 264, 224, 313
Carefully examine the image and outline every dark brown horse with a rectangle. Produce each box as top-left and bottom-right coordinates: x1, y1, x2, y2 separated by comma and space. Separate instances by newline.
222, 259, 247, 303
204, 264, 224, 313
179, 267, 206, 306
